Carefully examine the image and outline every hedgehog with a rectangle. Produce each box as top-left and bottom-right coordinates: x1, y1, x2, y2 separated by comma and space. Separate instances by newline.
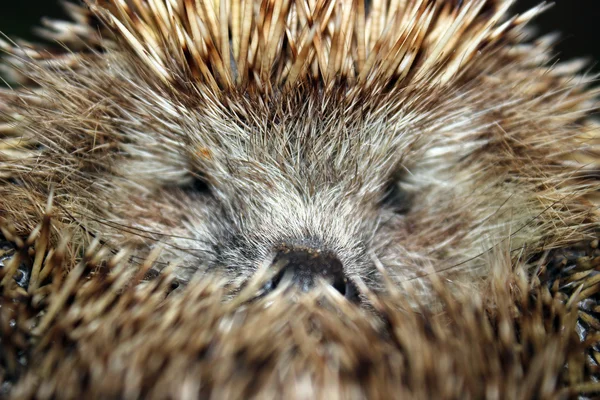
0, 0, 600, 398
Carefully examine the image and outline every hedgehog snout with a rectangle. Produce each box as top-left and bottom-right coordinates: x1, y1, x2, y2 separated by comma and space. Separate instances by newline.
261, 243, 359, 301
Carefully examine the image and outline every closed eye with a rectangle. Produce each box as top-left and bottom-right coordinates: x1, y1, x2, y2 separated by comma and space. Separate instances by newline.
182, 172, 213, 195
381, 181, 412, 214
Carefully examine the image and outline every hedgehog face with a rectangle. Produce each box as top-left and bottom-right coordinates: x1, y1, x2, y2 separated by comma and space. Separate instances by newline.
168, 92, 402, 296
136, 81, 577, 297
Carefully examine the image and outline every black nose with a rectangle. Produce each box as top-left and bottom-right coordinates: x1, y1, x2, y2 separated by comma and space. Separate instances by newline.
262, 244, 358, 301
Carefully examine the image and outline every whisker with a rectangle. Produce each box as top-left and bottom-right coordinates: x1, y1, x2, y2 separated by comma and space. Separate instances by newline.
71, 211, 212, 244
397, 190, 592, 283
55, 203, 210, 262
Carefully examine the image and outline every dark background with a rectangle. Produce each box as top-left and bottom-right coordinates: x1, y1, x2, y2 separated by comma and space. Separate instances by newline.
0, 1, 598, 69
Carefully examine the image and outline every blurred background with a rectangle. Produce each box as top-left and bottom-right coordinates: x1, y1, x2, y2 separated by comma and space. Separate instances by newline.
0, 1, 598, 70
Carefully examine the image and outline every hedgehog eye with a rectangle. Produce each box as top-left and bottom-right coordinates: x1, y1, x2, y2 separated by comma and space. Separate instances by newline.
184, 173, 213, 195
381, 181, 412, 214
